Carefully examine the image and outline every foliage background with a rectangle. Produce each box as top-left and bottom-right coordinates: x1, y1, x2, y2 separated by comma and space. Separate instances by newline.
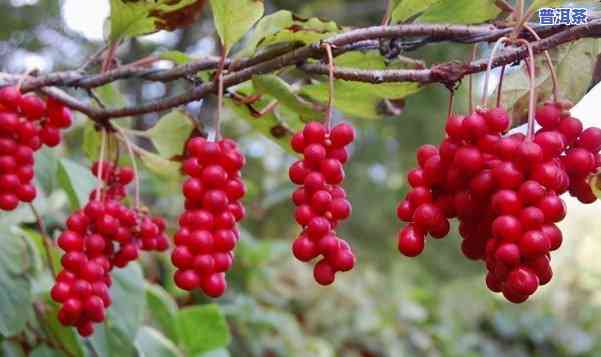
2, 0, 601, 356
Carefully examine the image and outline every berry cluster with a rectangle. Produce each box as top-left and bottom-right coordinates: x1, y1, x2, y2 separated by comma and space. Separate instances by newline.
174, 137, 246, 297
0, 86, 72, 210
396, 103, 601, 303
51, 161, 168, 336
288, 122, 356, 285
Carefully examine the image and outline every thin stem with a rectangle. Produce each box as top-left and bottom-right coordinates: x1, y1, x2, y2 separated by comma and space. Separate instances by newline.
382, 0, 392, 25
524, 24, 559, 102
495, 65, 506, 107
116, 129, 141, 209
96, 129, 107, 201
447, 90, 455, 118
481, 37, 509, 107
29, 203, 57, 279
516, 39, 537, 140
468, 44, 479, 112
213, 47, 227, 141
101, 41, 119, 73
322, 42, 336, 130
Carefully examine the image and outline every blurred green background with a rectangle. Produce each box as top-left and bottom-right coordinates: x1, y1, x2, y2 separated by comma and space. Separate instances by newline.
3, 0, 601, 356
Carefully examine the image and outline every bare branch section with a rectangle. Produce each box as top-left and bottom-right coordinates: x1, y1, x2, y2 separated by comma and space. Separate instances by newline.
0, 20, 599, 120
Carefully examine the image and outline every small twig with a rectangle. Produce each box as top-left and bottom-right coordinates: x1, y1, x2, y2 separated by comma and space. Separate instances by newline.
96, 129, 107, 200
116, 129, 141, 209
468, 44, 478, 112
524, 23, 560, 102
495, 64, 506, 107
28, 203, 57, 279
79, 43, 110, 71
516, 39, 536, 140
322, 42, 336, 130
481, 37, 509, 107
213, 46, 227, 141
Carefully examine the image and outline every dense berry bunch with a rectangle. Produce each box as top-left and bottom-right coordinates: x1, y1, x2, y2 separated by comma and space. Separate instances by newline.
0, 86, 72, 210
396, 103, 601, 303
288, 121, 356, 285
174, 137, 246, 297
51, 161, 168, 336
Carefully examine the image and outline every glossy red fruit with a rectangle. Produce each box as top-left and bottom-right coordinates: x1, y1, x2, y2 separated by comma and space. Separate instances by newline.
398, 224, 425, 257
576, 127, 601, 152
313, 260, 336, 285
535, 104, 561, 129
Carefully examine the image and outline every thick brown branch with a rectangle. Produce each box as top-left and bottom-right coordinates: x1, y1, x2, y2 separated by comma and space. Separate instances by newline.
0, 20, 599, 120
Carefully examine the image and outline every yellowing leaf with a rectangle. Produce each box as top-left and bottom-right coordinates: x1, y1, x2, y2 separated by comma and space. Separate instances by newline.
238, 10, 340, 57
209, 0, 264, 53
109, 0, 204, 41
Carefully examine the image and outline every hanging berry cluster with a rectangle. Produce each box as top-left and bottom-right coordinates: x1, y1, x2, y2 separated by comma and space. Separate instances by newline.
173, 137, 246, 297
288, 121, 356, 285
0, 86, 71, 210
51, 161, 168, 336
396, 103, 601, 303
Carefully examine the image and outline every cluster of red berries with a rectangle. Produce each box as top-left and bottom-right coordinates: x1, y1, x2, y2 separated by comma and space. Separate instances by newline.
288, 122, 356, 285
51, 161, 168, 336
396, 102, 601, 303
0, 86, 72, 210
173, 137, 246, 297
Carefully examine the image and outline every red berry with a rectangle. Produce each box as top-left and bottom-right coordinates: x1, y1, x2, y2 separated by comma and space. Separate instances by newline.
535, 104, 561, 129
398, 224, 425, 257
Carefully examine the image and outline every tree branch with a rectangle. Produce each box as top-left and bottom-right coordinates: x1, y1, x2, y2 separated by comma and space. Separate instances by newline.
0, 20, 599, 120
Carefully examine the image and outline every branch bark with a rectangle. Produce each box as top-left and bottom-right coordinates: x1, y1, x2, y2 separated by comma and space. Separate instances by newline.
0, 20, 599, 120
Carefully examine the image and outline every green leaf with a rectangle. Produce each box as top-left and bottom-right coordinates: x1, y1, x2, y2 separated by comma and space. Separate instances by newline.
144, 110, 195, 159
139, 149, 182, 179
301, 51, 421, 119
494, 39, 601, 123
82, 122, 101, 161
91, 263, 145, 354
34, 148, 58, 194
209, 0, 264, 53
391, 0, 439, 23
160, 51, 193, 64
40, 301, 86, 357
94, 83, 127, 108
199, 348, 230, 357
135, 327, 183, 357
252, 75, 321, 119
418, 0, 501, 24
302, 80, 420, 119
109, 0, 201, 41
0, 231, 33, 336
238, 10, 340, 57
225, 95, 293, 153
30, 345, 63, 357
145, 283, 178, 341
175, 305, 231, 356
56, 158, 96, 210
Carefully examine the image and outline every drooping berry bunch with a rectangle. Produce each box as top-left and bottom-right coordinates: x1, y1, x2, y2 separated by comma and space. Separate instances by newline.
51, 161, 168, 336
173, 137, 246, 297
0, 86, 72, 210
288, 121, 356, 285
396, 103, 601, 303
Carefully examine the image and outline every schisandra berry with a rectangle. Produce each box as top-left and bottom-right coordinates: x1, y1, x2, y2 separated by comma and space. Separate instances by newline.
174, 137, 246, 297
396, 103, 601, 303
0, 86, 73, 211
289, 121, 356, 285
52, 161, 168, 336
